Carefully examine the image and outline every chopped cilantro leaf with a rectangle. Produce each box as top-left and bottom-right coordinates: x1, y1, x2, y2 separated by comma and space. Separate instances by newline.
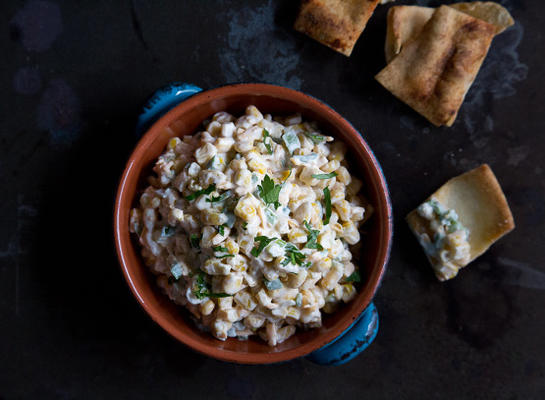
186, 184, 216, 201
305, 132, 326, 144
312, 172, 338, 180
216, 254, 235, 259
193, 272, 232, 299
189, 233, 202, 249
206, 190, 232, 203
323, 187, 332, 225
257, 175, 282, 209
304, 221, 323, 250
251, 236, 275, 257
263, 129, 273, 155
207, 292, 232, 298
345, 271, 361, 283
283, 243, 306, 266
217, 224, 227, 236
242, 222, 248, 230
212, 246, 228, 252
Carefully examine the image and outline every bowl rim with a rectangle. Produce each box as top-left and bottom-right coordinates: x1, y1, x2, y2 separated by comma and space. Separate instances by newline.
114, 83, 393, 364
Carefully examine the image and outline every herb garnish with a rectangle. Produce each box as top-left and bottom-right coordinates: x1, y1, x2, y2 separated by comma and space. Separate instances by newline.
242, 222, 248, 230
257, 175, 282, 208
305, 132, 326, 144
217, 224, 227, 236
216, 254, 235, 259
281, 243, 306, 266
312, 172, 338, 180
186, 184, 216, 201
206, 190, 232, 203
194, 272, 231, 299
323, 187, 332, 225
263, 129, 273, 155
212, 245, 233, 259
344, 271, 361, 283
304, 221, 323, 250
251, 236, 276, 257
189, 233, 202, 249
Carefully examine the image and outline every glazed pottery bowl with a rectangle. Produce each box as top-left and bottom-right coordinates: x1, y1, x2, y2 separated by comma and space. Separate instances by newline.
114, 83, 392, 364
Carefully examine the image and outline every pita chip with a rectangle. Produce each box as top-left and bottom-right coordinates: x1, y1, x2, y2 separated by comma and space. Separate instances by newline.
385, 6, 434, 63
376, 6, 496, 126
450, 2, 514, 34
294, 0, 380, 56
407, 164, 515, 281
385, 2, 514, 62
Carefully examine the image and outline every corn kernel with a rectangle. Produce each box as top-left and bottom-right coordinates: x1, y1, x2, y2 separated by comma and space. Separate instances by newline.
225, 238, 239, 255
342, 283, 357, 302
200, 300, 215, 316
168, 137, 181, 150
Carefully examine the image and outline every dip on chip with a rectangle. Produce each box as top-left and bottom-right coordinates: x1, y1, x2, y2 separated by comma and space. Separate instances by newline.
376, 5, 497, 126
385, 2, 514, 62
407, 164, 515, 281
294, 0, 380, 56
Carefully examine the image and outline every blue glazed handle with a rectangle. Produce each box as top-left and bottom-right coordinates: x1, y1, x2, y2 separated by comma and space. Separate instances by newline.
306, 302, 378, 366
135, 82, 203, 136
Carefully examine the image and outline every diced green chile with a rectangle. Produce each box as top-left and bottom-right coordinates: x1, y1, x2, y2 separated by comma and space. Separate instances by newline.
264, 278, 283, 290
170, 263, 183, 279
282, 129, 301, 154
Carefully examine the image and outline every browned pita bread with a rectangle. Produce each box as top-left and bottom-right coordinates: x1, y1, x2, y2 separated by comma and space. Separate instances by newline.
385, 3, 514, 62
294, 0, 380, 56
450, 2, 514, 33
407, 164, 515, 280
385, 6, 434, 63
376, 6, 496, 126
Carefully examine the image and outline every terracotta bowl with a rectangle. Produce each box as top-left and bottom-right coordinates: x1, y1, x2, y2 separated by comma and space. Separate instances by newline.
114, 83, 392, 364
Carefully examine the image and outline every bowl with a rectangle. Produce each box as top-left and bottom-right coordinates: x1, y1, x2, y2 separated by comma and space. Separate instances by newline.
114, 83, 393, 364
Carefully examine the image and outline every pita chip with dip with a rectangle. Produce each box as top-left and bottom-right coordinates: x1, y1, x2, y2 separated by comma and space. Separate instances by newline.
376, 2, 515, 126
406, 164, 515, 281
294, 0, 381, 56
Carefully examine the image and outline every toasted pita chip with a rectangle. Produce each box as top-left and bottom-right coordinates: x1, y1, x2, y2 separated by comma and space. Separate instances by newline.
376, 6, 496, 126
385, 3, 514, 62
450, 2, 514, 33
385, 6, 434, 63
294, 0, 380, 56
407, 164, 515, 280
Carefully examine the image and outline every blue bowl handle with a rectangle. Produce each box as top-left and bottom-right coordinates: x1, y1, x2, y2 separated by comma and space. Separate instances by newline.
135, 82, 203, 136
306, 302, 379, 366
135, 83, 380, 366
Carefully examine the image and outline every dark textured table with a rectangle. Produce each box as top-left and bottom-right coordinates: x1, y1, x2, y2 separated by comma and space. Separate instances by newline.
2, 0, 544, 398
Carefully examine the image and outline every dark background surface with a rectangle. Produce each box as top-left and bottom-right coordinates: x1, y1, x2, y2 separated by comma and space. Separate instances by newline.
1, 0, 544, 398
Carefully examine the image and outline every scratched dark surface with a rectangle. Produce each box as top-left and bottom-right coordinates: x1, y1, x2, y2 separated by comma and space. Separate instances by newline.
1, 0, 544, 398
